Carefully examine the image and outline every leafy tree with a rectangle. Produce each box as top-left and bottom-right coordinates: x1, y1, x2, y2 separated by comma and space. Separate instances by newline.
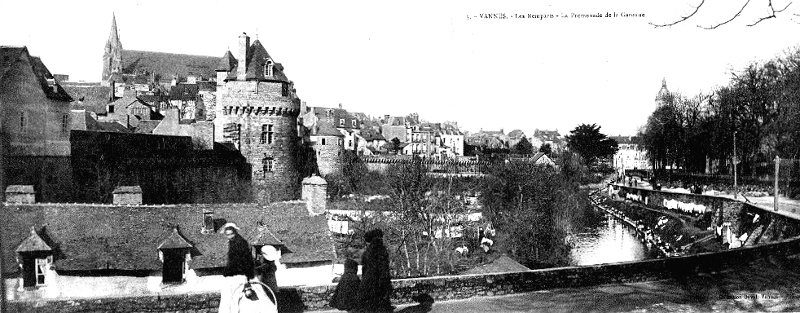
564, 124, 619, 166
539, 143, 552, 155
512, 137, 534, 155
383, 137, 403, 154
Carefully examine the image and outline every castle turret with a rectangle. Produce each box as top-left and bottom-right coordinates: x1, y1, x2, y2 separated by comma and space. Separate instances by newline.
214, 33, 301, 202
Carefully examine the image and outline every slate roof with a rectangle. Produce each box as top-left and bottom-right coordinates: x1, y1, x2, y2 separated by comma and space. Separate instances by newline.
63, 83, 113, 114
121, 50, 218, 82
133, 120, 161, 134
314, 120, 345, 137
170, 84, 199, 101
1, 202, 334, 274
360, 128, 385, 141
96, 121, 132, 133
0, 46, 73, 102
15, 228, 53, 253
157, 228, 194, 250
221, 40, 290, 83
508, 129, 526, 140
216, 50, 237, 72
608, 136, 640, 145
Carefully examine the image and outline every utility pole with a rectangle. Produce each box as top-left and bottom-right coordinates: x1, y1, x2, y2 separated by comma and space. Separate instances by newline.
733, 131, 738, 199
775, 156, 780, 212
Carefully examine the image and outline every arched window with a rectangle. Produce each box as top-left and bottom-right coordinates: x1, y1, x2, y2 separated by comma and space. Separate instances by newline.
264, 60, 274, 77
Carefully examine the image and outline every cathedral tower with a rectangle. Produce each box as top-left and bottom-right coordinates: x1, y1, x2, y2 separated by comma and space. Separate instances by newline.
102, 13, 123, 84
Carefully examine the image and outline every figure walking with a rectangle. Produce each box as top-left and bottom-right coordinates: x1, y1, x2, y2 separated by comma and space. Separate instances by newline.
357, 229, 393, 313
329, 257, 361, 312
219, 223, 255, 313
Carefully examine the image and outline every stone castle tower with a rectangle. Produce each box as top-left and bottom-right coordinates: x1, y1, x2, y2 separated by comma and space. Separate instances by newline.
655, 78, 671, 107
102, 14, 123, 84
214, 33, 302, 202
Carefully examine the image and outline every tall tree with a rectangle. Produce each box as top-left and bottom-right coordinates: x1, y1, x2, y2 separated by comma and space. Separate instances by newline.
512, 137, 534, 155
564, 124, 619, 166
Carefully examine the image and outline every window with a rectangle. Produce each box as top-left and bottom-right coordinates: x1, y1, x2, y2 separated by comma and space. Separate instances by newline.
19, 112, 26, 131
108, 105, 115, 113
61, 114, 69, 133
35, 258, 47, 286
339, 119, 344, 127
261, 124, 274, 144
264, 60, 273, 77
351, 120, 356, 127
281, 83, 289, 97
322, 138, 327, 145
263, 157, 275, 173
261, 124, 274, 145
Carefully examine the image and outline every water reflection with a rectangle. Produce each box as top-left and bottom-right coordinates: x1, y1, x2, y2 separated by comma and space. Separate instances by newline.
571, 213, 650, 266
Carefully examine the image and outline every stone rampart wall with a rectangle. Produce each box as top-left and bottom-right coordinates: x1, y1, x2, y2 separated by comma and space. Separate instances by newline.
11, 235, 800, 312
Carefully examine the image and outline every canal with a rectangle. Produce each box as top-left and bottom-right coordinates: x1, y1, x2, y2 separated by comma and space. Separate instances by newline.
569, 208, 658, 266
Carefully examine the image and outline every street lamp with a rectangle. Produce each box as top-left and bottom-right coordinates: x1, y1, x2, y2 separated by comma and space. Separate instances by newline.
733, 131, 738, 199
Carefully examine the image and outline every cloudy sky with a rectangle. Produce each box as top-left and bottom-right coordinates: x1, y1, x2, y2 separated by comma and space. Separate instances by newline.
2, 0, 798, 137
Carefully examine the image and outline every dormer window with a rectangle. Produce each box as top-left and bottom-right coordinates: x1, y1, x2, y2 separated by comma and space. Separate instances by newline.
158, 227, 193, 284
339, 119, 345, 127
351, 120, 356, 128
264, 60, 274, 77
15, 227, 53, 288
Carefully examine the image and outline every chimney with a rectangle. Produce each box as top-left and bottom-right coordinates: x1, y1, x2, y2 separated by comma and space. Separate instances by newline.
301, 175, 328, 215
5, 185, 35, 204
202, 210, 215, 234
338, 103, 342, 109
301, 101, 308, 113
237, 32, 250, 81
112, 186, 143, 205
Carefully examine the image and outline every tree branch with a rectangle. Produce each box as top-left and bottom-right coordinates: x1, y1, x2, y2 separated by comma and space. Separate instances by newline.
650, 0, 706, 28
748, 0, 792, 26
699, 0, 752, 29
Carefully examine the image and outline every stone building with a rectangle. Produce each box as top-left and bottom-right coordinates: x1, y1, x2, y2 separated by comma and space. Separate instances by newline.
214, 33, 302, 202
609, 135, 650, 173
1, 46, 74, 201
1, 184, 335, 300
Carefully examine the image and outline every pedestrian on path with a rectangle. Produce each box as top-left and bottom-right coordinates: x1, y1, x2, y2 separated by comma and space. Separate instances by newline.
357, 229, 393, 313
219, 223, 255, 313
329, 257, 361, 312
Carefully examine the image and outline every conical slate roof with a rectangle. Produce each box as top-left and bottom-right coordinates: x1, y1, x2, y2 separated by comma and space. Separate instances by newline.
157, 227, 194, 250
216, 50, 237, 72
15, 227, 52, 252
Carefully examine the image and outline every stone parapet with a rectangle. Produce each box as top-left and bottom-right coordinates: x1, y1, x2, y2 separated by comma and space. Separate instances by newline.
10, 235, 800, 312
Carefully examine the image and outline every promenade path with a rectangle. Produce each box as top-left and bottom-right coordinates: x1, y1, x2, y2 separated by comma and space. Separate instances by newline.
314, 254, 800, 312
619, 180, 800, 221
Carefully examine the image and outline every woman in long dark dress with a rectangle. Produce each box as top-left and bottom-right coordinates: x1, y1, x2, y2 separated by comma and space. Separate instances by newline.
357, 229, 393, 313
254, 245, 280, 303
329, 258, 361, 311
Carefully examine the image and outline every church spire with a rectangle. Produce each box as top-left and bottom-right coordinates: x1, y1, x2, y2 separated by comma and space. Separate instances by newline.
108, 13, 122, 51
102, 13, 124, 84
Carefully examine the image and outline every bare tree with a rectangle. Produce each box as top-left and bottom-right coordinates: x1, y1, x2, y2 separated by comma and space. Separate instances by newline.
650, 0, 795, 29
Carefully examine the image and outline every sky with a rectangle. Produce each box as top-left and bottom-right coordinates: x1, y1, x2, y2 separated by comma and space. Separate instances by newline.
2, 0, 799, 137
